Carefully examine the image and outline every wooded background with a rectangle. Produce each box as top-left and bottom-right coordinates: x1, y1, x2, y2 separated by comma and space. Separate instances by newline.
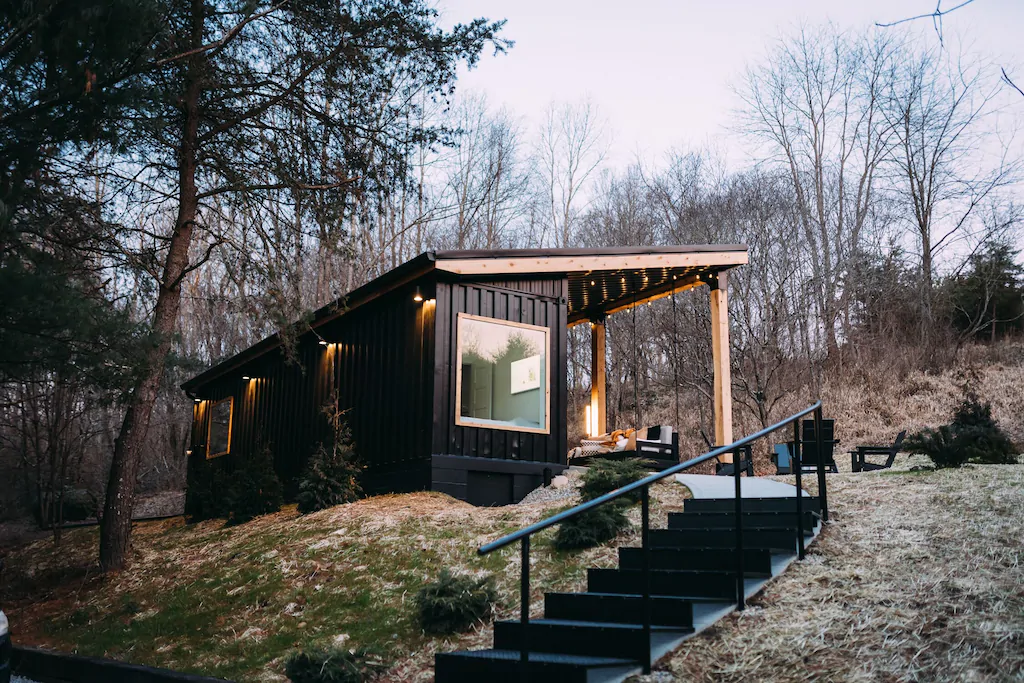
2, 3, 1022, 567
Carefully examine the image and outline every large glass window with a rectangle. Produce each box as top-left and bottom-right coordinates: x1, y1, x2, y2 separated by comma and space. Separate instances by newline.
455, 313, 550, 434
207, 397, 233, 458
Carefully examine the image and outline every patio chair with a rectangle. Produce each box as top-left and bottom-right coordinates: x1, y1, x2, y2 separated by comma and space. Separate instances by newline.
771, 443, 793, 475
569, 426, 680, 471
800, 418, 839, 473
635, 425, 680, 464
850, 430, 907, 472
714, 445, 754, 476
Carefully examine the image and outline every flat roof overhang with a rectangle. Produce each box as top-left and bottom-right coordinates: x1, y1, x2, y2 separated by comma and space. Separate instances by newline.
182, 245, 747, 392
430, 245, 748, 325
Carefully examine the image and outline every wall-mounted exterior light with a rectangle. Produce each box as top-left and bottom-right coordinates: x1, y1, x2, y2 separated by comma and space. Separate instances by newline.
242, 375, 251, 381
413, 286, 424, 303
318, 339, 328, 346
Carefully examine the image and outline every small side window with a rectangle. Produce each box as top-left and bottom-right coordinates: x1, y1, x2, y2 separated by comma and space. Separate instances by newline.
207, 397, 234, 458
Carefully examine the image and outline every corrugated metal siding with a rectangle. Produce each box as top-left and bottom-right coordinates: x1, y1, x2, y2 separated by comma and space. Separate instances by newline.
432, 277, 568, 465
187, 279, 435, 497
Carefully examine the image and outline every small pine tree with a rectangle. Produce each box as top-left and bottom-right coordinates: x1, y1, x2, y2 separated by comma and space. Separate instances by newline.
297, 440, 363, 514
906, 370, 1018, 468
550, 458, 646, 551
284, 647, 387, 683
415, 570, 498, 635
579, 459, 648, 503
185, 464, 227, 522
225, 441, 284, 525
553, 504, 630, 550
951, 394, 1017, 464
297, 400, 362, 514
905, 425, 968, 469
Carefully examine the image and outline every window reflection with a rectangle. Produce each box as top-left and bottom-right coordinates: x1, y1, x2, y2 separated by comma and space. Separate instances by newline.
456, 314, 549, 434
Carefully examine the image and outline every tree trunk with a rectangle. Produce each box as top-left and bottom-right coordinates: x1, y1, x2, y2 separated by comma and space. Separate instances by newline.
99, 0, 204, 572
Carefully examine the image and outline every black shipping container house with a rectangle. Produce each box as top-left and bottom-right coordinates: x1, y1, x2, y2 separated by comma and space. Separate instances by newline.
182, 246, 748, 506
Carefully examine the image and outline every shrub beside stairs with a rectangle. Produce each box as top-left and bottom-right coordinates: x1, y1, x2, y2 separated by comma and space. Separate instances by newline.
435, 496, 821, 683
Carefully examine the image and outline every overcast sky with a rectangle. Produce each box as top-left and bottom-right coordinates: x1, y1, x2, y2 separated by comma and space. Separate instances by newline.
439, 0, 1024, 170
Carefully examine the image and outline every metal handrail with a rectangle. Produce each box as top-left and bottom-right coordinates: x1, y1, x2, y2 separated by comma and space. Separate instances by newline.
475, 400, 829, 682
479, 400, 823, 556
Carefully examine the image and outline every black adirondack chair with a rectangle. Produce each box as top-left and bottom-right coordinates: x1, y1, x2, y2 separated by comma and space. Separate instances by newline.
714, 445, 754, 476
771, 443, 793, 475
850, 430, 907, 472
700, 429, 754, 476
800, 418, 839, 473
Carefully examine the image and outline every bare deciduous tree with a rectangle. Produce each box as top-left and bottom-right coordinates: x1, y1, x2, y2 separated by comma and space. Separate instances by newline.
536, 99, 607, 248
740, 25, 897, 357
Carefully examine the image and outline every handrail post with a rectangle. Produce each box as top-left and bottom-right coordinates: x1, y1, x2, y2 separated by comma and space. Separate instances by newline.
793, 420, 805, 560
814, 405, 829, 522
733, 447, 745, 611
641, 485, 652, 674
520, 536, 529, 682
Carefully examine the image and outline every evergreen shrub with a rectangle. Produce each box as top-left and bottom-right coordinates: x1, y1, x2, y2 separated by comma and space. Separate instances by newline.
224, 441, 283, 525
415, 569, 497, 635
550, 458, 647, 551
185, 465, 227, 522
579, 458, 648, 502
297, 431, 362, 514
552, 504, 629, 550
284, 647, 387, 683
906, 375, 1017, 468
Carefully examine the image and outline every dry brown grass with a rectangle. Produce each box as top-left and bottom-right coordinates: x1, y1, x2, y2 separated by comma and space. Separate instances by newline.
635, 465, 1024, 683
822, 343, 1024, 462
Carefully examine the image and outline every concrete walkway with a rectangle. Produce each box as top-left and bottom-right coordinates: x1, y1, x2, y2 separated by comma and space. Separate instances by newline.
674, 473, 811, 499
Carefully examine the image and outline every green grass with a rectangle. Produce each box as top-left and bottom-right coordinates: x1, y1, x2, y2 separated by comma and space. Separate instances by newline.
3, 489, 664, 681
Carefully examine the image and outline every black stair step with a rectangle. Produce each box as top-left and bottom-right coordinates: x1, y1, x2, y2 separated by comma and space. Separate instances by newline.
544, 591, 694, 628
618, 546, 773, 575
588, 567, 737, 600
684, 497, 820, 514
434, 649, 639, 683
493, 619, 691, 661
649, 527, 803, 551
667, 510, 817, 531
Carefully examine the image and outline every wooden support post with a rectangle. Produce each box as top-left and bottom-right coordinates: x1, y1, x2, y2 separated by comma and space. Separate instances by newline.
590, 318, 607, 436
710, 274, 734, 461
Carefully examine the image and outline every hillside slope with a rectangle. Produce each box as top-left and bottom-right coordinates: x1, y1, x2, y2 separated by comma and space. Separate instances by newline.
645, 463, 1024, 682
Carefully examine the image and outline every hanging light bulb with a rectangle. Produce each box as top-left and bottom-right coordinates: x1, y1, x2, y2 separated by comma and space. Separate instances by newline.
413, 285, 424, 302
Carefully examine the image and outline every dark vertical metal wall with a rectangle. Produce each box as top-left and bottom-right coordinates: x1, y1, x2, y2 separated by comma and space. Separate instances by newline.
320, 279, 436, 493
187, 279, 436, 497
431, 276, 568, 465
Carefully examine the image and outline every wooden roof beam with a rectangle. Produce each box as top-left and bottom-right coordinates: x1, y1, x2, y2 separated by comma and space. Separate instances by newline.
436, 250, 748, 277
567, 276, 707, 327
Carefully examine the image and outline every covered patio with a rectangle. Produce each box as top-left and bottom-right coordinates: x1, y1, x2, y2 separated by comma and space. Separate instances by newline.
435, 245, 749, 461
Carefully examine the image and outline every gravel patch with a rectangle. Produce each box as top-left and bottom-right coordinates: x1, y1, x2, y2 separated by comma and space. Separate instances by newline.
516, 469, 583, 505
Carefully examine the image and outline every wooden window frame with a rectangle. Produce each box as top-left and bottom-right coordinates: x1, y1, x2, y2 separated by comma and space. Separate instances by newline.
206, 396, 234, 459
454, 312, 551, 436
